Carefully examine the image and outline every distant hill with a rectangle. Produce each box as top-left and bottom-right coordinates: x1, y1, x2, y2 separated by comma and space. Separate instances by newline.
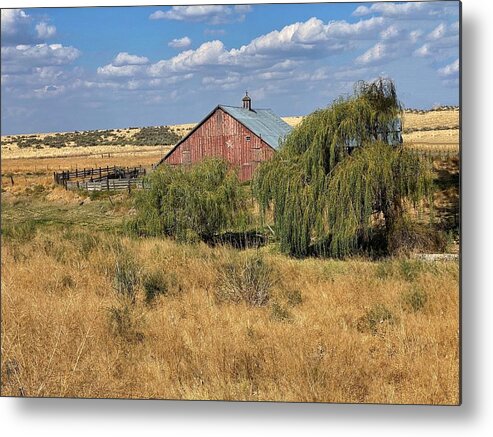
1, 107, 459, 160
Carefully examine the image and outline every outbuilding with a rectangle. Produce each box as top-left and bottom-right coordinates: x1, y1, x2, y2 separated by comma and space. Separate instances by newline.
157, 93, 292, 181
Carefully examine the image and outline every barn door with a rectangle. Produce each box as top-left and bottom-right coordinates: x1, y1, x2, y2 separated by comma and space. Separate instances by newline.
182, 150, 191, 164
182, 141, 191, 164
225, 139, 234, 163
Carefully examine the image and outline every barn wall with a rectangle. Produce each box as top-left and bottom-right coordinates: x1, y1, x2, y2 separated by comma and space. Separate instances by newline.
164, 108, 275, 181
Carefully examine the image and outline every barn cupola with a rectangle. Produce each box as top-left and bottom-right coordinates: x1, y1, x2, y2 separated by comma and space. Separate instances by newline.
242, 91, 252, 111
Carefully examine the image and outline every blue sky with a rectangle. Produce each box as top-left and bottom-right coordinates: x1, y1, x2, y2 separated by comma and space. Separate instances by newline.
1, 2, 460, 135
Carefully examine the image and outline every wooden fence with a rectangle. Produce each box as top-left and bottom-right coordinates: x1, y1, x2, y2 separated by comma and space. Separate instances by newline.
54, 165, 147, 192
64, 178, 148, 192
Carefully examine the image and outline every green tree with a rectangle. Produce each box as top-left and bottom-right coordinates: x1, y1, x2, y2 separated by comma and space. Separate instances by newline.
253, 78, 433, 257
130, 158, 250, 242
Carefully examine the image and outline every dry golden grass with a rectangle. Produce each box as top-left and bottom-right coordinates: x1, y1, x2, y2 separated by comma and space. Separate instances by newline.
0, 110, 459, 404
1, 223, 459, 403
1, 144, 170, 160
403, 129, 459, 147
1, 148, 170, 195
402, 109, 459, 131
282, 116, 304, 127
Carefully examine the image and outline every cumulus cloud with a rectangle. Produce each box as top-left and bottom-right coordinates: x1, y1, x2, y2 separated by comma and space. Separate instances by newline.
1, 9, 33, 44
438, 58, 459, 78
149, 5, 251, 25
1, 9, 83, 106
438, 58, 459, 87
352, 2, 459, 19
168, 36, 192, 49
97, 64, 145, 78
356, 42, 396, 66
413, 21, 459, 59
2, 44, 81, 73
113, 52, 149, 66
98, 15, 387, 81
35, 22, 57, 39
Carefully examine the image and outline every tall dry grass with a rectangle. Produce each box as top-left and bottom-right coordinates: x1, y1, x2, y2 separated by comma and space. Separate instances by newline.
1, 228, 459, 403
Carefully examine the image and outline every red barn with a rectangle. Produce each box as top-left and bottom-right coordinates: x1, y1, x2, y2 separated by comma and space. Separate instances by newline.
157, 93, 292, 181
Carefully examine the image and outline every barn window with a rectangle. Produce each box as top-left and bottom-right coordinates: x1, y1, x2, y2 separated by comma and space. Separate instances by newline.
246, 135, 251, 142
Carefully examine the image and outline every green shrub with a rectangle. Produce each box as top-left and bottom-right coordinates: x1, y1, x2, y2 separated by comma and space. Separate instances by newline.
283, 288, 303, 306
108, 304, 144, 343
113, 255, 140, 303
60, 274, 75, 289
131, 158, 250, 242
2, 220, 37, 243
387, 217, 448, 256
399, 259, 424, 282
375, 261, 394, 280
357, 304, 395, 335
270, 302, 293, 322
69, 231, 98, 258
142, 270, 182, 303
216, 253, 275, 306
402, 287, 428, 312
130, 126, 180, 146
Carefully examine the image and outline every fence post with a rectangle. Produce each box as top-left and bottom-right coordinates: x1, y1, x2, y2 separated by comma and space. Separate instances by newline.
106, 178, 110, 191
128, 179, 131, 194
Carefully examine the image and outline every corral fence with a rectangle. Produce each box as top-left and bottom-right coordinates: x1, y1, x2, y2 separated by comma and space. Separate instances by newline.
54, 165, 148, 192
405, 145, 460, 160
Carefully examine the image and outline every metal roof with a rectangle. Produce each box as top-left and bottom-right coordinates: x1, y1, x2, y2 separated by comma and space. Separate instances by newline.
219, 105, 292, 150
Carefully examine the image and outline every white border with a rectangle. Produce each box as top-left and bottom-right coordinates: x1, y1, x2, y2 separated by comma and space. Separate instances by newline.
2, 1, 493, 436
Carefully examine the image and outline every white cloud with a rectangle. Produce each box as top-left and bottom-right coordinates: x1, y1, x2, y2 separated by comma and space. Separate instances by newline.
413, 21, 459, 59
168, 36, 192, 49
2, 44, 81, 73
1, 9, 30, 34
438, 58, 459, 78
149, 5, 250, 25
352, 2, 459, 19
35, 22, 56, 39
1, 9, 32, 44
356, 42, 396, 66
97, 63, 145, 78
97, 16, 387, 81
428, 23, 446, 40
113, 52, 149, 66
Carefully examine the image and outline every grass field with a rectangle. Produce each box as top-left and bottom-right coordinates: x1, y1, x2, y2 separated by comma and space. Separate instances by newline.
1, 217, 459, 403
0, 107, 460, 403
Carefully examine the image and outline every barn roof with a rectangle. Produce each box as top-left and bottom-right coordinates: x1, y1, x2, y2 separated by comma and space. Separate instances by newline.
218, 105, 292, 150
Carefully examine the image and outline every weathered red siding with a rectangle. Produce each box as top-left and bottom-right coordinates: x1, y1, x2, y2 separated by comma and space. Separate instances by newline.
164, 108, 275, 181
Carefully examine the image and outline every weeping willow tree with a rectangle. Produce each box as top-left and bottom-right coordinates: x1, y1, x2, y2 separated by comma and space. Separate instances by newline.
129, 158, 250, 242
253, 78, 433, 257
